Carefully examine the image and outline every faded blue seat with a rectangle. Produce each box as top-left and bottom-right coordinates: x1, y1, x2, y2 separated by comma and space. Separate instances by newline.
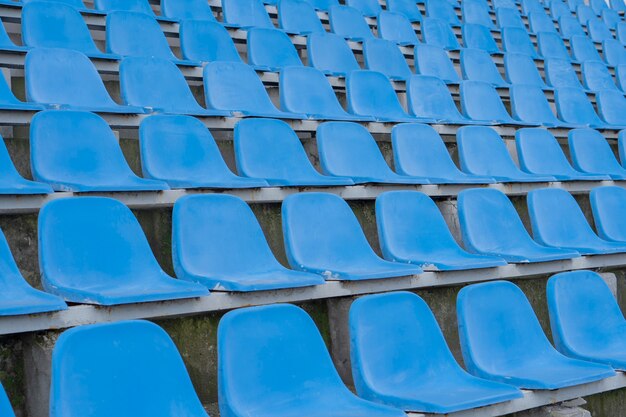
363, 39, 412, 80
461, 49, 508, 87
347, 70, 427, 122
329, 5, 374, 41
307, 32, 360, 76
282, 193, 424, 280
0, 227, 66, 315
378, 11, 420, 46
596, 89, 626, 126
25, 48, 144, 114
509, 84, 569, 127
457, 280, 615, 389
247, 28, 302, 71
39, 198, 208, 305
458, 189, 580, 262
551, 1, 572, 20
408, 75, 479, 124
392, 123, 495, 184
51, 320, 210, 416
218, 304, 407, 417
529, 11, 557, 33
554, 87, 608, 128
460, 80, 524, 125
516, 128, 609, 180
119, 57, 230, 117
172, 195, 323, 291
426, 0, 461, 26
502, 27, 539, 57
277, 0, 325, 34
234, 118, 353, 186
588, 19, 615, 43
387, 0, 423, 22
106, 11, 198, 66
139, 115, 268, 189
180, 20, 242, 63
376, 192, 505, 270
559, 16, 587, 39
521, 0, 545, 14
30, 111, 169, 192
347, 0, 381, 16
161, 0, 217, 21
528, 188, 626, 254
22, 0, 103, 13
618, 65, 626, 91
203, 61, 305, 119
0, 137, 52, 194
222, 0, 274, 28
422, 18, 461, 50
576, 4, 595, 24
610, 0, 626, 12
569, 128, 626, 179
603, 39, 626, 67
618, 22, 626, 45
591, 0, 609, 13
496, 7, 526, 29
538, 32, 574, 61
571, 35, 604, 62
462, 24, 501, 54
463, 0, 495, 29
316, 122, 430, 184
414, 44, 459, 83
602, 9, 620, 30
569, 0, 585, 12
95, 0, 175, 21
21, 2, 117, 59
280, 66, 367, 120
350, 292, 520, 413
457, 126, 555, 182
582, 61, 619, 91
590, 186, 626, 242
545, 58, 585, 89
548, 270, 626, 370
504, 52, 550, 88
494, 0, 518, 9
304, 0, 339, 9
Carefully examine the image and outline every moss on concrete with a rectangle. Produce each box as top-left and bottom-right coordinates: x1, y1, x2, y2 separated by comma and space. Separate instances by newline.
0, 336, 25, 416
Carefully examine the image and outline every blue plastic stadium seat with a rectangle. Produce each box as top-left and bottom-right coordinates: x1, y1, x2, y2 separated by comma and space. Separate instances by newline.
596, 89, 626, 126
426, 0, 461, 26
95, 0, 175, 22
462, 24, 501, 54
0, 18, 26, 53
582, 61, 619, 91
604, 39, 626, 66
347, 70, 428, 122
458, 189, 580, 262
222, 0, 273, 28
571, 35, 603, 62
548, 270, 626, 370
576, 4, 596, 24
316, 122, 430, 184
457, 126, 555, 182
51, 320, 210, 417
496, 7, 526, 29
463, 0, 495, 29
247, 28, 302, 71
590, 186, 626, 242
620, 130, 626, 166
203, 62, 304, 119
39, 198, 208, 305
460, 80, 525, 125
509, 84, 569, 126
602, 9, 620, 30
414, 44, 459, 83
161, 0, 216, 21
559, 16, 587, 39
588, 19, 614, 43
617, 22, 626, 45
407, 75, 479, 124
350, 292, 521, 413
545, 59, 585, 89
376, 192, 505, 270
0, 137, 51, 194
307, 32, 360, 76
516, 128, 609, 180
282, 193, 423, 280
277, 0, 325, 34
392, 123, 495, 184
538, 32, 574, 61
0, 383, 15, 417
0, 71, 41, 112
461, 49, 508, 87
303, 0, 339, 9
139, 115, 268, 189
569, 0, 585, 12
528, 188, 626, 254
591, 0, 609, 13
235, 118, 353, 186
554, 87, 608, 128
218, 304, 407, 417
610, 0, 626, 12
280, 66, 367, 120
119, 57, 230, 117
25, 48, 144, 114
21, 0, 101, 13
30, 111, 169, 192
494, 0, 517, 8
106, 11, 198, 66
347, 0, 382, 16
457, 281, 615, 389
21, 2, 117, 60
387, 0, 423, 22
378, 11, 420, 46
422, 18, 461, 50
502, 27, 539, 57
529, 11, 557, 33
172, 195, 323, 291
551, 1, 572, 20
504, 53, 550, 88
363, 39, 412, 80
618, 65, 626, 91
179, 20, 241, 64
521, 0, 545, 14
569, 128, 626, 179
329, 5, 374, 41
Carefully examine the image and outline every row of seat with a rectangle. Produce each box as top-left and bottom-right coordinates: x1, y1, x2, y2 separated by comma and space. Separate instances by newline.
5, 185, 626, 314
3, 271, 623, 416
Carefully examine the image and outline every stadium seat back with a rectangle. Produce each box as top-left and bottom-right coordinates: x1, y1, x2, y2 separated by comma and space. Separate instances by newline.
222, 0, 274, 28
538, 32, 572, 60
387, 0, 423, 21
596, 89, 626, 125
559, 16, 586, 39
95, 0, 155, 15
0, 136, 52, 194
422, 18, 460, 50
414, 44, 459, 83
590, 186, 626, 242
588, 19, 614, 43
426, 0, 461, 25
461, 48, 507, 86
247, 28, 303, 70
502, 27, 538, 57
347, 0, 382, 16
329, 5, 374, 41
529, 11, 557, 33
555, 87, 605, 126
460, 80, 514, 123
363, 38, 412, 80
496, 7, 525, 29
509, 84, 561, 126
180, 20, 241, 63
545, 58, 583, 89
106, 11, 178, 60
463, 0, 495, 28
570, 35, 603, 62
161, 0, 216, 20
307, 32, 360, 76
346, 70, 414, 121
569, 128, 626, 175
407, 75, 465, 121
462, 23, 500, 54
278, 0, 324, 34
604, 39, 626, 66
504, 52, 548, 87
378, 11, 420, 45
582, 61, 618, 91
